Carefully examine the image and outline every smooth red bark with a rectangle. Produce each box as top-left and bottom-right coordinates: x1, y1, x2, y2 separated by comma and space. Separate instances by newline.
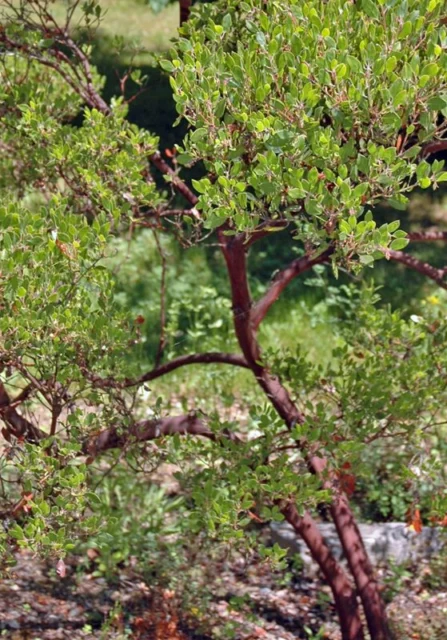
218, 231, 374, 639
283, 503, 364, 640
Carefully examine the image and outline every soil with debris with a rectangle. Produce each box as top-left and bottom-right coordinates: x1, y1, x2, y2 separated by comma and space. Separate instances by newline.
0, 549, 446, 639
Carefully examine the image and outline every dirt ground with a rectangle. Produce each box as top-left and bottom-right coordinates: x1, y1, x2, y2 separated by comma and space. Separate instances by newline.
0, 548, 446, 640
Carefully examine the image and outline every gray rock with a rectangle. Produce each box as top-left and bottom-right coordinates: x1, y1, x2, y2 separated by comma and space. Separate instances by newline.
270, 522, 445, 566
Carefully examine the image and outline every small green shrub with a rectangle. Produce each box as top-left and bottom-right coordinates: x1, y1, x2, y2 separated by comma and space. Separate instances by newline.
79, 462, 185, 580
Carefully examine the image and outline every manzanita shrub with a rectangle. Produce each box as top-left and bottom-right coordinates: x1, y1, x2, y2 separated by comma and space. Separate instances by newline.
0, 1, 447, 639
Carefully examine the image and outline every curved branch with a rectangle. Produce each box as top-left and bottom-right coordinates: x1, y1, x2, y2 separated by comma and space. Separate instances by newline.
407, 230, 447, 242
218, 231, 304, 425
128, 352, 249, 387
387, 249, 447, 288
82, 353, 249, 390
84, 413, 216, 456
252, 246, 334, 330
421, 139, 447, 157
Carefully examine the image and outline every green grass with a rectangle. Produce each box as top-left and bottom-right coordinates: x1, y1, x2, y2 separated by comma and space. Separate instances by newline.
259, 300, 338, 367
146, 296, 339, 417
40, 1, 179, 53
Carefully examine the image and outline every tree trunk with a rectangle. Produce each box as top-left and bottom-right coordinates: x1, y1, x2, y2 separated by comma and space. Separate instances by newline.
283, 503, 364, 640
331, 496, 391, 640
219, 232, 391, 639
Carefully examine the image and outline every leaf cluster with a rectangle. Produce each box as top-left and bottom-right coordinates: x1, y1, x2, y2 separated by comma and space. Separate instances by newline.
167, 0, 447, 265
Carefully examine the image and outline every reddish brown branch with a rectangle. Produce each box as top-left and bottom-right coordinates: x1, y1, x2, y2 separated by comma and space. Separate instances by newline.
252, 246, 334, 330
130, 352, 249, 387
407, 230, 447, 242
218, 230, 304, 425
84, 413, 216, 456
329, 496, 389, 640
217, 233, 364, 633
77, 352, 249, 390
421, 139, 447, 157
241, 220, 289, 247
150, 152, 199, 207
9, 384, 34, 408
219, 231, 389, 639
282, 502, 364, 640
180, 0, 193, 25
0, 382, 45, 443
387, 249, 447, 288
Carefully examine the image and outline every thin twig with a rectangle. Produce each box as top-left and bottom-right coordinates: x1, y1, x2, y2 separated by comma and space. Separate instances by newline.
153, 231, 168, 368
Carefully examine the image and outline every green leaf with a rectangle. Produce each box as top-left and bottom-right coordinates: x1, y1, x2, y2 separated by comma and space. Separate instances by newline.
215, 99, 226, 118
176, 153, 194, 165
421, 63, 439, 78
387, 220, 400, 233
398, 21, 412, 39
386, 56, 397, 73
418, 75, 431, 88
191, 178, 210, 194
336, 63, 347, 80
387, 198, 407, 210
419, 177, 431, 189
401, 145, 421, 159
256, 32, 266, 48
288, 188, 304, 199
428, 96, 447, 111
159, 59, 175, 73
359, 253, 374, 265
190, 128, 207, 143
392, 90, 407, 108
361, 0, 380, 19
222, 13, 232, 31
353, 183, 369, 198
390, 238, 409, 251
346, 55, 362, 73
